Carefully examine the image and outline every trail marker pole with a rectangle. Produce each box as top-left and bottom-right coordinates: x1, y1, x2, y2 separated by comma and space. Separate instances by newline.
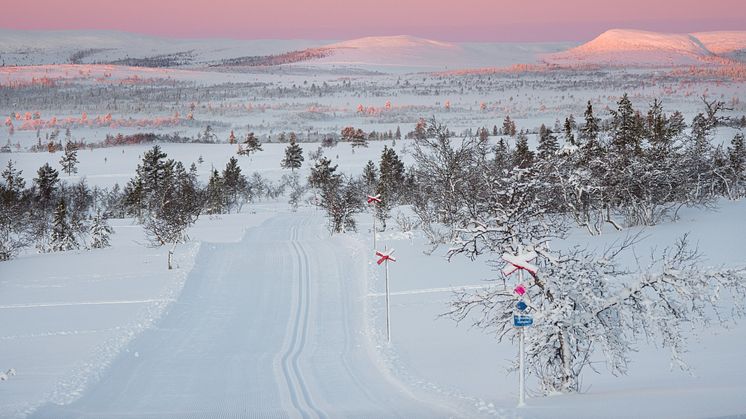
376, 247, 396, 343
501, 248, 537, 408
518, 268, 526, 407
367, 194, 381, 250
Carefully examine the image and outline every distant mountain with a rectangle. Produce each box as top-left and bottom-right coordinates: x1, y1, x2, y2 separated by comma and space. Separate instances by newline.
544, 29, 746, 67
0, 30, 573, 72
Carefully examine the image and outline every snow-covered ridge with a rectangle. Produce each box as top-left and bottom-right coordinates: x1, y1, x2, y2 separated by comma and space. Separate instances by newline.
544, 29, 746, 67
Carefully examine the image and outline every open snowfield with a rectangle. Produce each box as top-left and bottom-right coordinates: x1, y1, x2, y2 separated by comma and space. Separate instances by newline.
1, 28, 746, 418
3, 138, 746, 418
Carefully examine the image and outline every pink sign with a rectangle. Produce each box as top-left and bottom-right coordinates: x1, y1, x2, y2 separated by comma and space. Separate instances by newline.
514, 284, 526, 296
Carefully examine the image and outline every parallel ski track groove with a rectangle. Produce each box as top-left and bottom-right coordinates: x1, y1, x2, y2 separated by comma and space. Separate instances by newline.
279, 221, 326, 419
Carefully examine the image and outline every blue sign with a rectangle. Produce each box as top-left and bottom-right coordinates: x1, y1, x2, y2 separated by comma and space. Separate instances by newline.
516, 301, 527, 311
514, 315, 533, 327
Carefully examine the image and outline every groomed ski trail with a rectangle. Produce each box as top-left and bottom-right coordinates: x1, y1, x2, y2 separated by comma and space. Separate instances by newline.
30, 212, 453, 418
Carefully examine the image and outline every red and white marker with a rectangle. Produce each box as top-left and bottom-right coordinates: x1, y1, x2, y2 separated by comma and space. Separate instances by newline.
367, 194, 382, 204
376, 247, 396, 343
501, 251, 538, 277
375, 249, 396, 265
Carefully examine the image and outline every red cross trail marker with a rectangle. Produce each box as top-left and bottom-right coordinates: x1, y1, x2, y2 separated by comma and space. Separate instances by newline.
375, 247, 396, 343
367, 194, 382, 204
375, 249, 396, 265
501, 251, 538, 277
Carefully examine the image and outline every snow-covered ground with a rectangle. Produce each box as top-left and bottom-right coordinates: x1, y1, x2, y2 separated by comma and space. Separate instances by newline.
2, 138, 746, 418
1, 28, 746, 418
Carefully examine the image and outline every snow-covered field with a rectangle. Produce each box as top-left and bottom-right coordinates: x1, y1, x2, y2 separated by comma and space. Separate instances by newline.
1, 29, 746, 418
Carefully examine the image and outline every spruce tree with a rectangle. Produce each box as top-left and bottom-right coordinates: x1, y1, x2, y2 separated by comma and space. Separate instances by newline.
204, 169, 225, 215
90, 210, 113, 249
513, 132, 534, 168
564, 116, 576, 146
239, 132, 263, 156
537, 124, 559, 159
580, 100, 599, 144
281, 137, 304, 171
59, 142, 79, 176
34, 163, 59, 210
50, 198, 78, 252
222, 157, 247, 212
362, 160, 378, 193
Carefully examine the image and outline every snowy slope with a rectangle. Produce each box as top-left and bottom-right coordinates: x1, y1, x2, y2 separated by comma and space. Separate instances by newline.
544, 29, 746, 67
0, 29, 327, 66
0, 30, 572, 72
693, 30, 746, 60
303, 35, 571, 72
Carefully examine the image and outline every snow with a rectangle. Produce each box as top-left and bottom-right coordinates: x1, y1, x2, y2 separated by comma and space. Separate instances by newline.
1, 28, 746, 419
544, 29, 746, 67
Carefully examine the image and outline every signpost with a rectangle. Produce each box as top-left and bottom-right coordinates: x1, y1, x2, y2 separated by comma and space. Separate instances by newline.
375, 247, 396, 343
367, 194, 381, 249
501, 249, 538, 407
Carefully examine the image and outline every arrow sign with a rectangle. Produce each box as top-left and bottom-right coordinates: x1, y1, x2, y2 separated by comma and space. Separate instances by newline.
501, 251, 538, 276
514, 315, 533, 327
367, 194, 382, 204
375, 249, 396, 265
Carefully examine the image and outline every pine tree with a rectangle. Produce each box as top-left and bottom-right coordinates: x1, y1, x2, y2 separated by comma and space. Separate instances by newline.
204, 169, 225, 215
362, 160, 378, 193
503, 115, 516, 136
239, 132, 263, 156
136, 145, 173, 210
228, 130, 236, 144
1, 160, 25, 205
376, 146, 406, 229
729, 133, 746, 196
281, 137, 304, 171
308, 157, 340, 192
610, 93, 643, 156
580, 100, 599, 145
395, 126, 402, 140
564, 116, 576, 146
34, 163, 59, 210
537, 124, 559, 159
479, 127, 490, 142
90, 210, 113, 249
493, 125, 499, 136
222, 157, 247, 212
59, 142, 79, 176
513, 132, 534, 168
50, 198, 78, 252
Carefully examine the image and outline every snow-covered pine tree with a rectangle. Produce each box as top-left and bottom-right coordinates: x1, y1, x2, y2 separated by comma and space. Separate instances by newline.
281, 137, 304, 171
50, 198, 78, 252
513, 132, 534, 168
362, 160, 378, 194
204, 169, 224, 215
59, 142, 79, 176
537, 124, 559, 159
90, 210, 113, 249
222, 157, 247, 212
0, 160, 29, 261
239, 132, 263, 156
34, 163, 59, 210
580, 100, 598, 146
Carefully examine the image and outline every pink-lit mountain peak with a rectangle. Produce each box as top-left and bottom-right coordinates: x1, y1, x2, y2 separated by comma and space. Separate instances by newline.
571, 29, 711, 56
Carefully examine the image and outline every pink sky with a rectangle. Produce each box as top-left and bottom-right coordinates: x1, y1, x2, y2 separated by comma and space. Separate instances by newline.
1, 0, 744, 42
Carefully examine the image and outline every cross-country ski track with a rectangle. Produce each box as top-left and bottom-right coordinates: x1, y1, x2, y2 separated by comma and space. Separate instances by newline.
30, 213, 453, 418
